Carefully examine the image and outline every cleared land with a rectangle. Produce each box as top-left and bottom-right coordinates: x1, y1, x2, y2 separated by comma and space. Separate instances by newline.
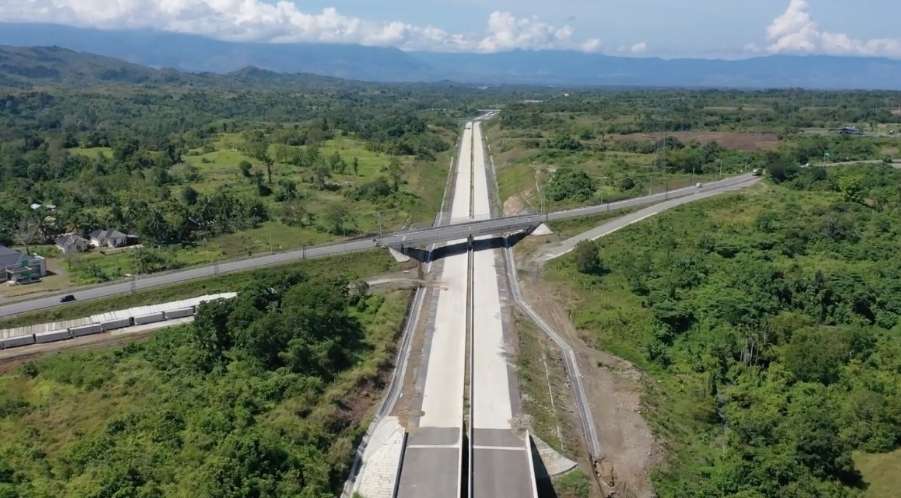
612, 131, 780, 151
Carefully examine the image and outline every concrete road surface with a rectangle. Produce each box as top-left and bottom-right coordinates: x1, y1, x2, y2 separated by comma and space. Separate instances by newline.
396, 122, 472, 498
470, 120, 535, 498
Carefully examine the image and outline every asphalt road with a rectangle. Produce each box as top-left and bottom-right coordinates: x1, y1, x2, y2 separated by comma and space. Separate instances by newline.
0, 173, 759, 319
534, 174, 762, 264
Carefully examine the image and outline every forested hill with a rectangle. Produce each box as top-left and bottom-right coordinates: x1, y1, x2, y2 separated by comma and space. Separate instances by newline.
0, 45, 171, 87
0, 45, 369, 91
3, 22, 901, 89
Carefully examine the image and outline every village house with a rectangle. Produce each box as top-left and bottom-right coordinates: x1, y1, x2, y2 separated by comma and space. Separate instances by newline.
55, 233, 90, 255
0, 245, 47, 284
89, 229, 129, 249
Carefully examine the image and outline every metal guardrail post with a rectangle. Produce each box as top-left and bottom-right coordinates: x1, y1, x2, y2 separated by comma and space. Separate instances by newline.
393, 432, 409, 498
525, 430, 539, 498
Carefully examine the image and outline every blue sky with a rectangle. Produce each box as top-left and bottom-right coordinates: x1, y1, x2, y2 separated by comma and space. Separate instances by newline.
2, 0, 899, 58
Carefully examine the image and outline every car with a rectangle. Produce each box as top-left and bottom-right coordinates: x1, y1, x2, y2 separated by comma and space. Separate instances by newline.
696, 182, 703, 188
60, 294, 76, 303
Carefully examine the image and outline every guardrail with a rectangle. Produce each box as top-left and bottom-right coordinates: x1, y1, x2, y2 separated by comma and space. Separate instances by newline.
503, 243, 603, 458
525, 430, 539, 498
0, 174, 757, 320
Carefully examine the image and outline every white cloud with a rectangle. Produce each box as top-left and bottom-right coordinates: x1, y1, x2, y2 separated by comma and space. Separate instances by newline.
0, 2, 616, 54
630, 41, 648, 54
581, 38, 603, 53
766, 0, 901, 58
477, 11, 574, 52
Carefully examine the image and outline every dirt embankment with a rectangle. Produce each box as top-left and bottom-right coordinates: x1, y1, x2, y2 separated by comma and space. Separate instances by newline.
614, 131, 781, 152
518, 267, 662, 498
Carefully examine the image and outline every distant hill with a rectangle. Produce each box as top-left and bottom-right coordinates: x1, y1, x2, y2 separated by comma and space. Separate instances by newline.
413, 50, 901, 90
1, 23, 901, 89
0, 23, 430, 83
0, 45, 376, 91
0, 45, 170, 86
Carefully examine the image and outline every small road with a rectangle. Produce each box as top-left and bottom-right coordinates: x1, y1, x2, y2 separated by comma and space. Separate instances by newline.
533, 174, 762, 264
0, 174, 759, 319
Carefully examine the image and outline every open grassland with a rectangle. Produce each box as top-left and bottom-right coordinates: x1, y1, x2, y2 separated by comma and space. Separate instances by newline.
7, 130, 452, 292
485, 119, 742, 213
854, 449, 901, 498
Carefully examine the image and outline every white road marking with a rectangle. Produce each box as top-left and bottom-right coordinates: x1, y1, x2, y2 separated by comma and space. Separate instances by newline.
472, 445, 526, 452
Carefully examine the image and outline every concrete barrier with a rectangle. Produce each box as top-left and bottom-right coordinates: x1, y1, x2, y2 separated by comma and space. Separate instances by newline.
35, 329, 71, 344
0, 334, 35, 349
71, 323, 104, 337
100, 318, 132, 332
133, 312, 165, 325
163, 308, 195, 320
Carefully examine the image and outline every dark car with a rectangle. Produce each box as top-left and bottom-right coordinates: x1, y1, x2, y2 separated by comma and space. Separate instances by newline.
60, 294, 76, 303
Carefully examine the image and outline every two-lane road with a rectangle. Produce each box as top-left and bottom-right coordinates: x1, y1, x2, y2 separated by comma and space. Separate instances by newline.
0, 174, 760, 319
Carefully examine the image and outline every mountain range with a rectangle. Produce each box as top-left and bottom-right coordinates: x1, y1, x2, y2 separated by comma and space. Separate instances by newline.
1, 22, 901, 90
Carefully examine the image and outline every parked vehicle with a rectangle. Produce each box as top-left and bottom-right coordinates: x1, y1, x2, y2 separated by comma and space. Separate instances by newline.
60, 294, 76, 303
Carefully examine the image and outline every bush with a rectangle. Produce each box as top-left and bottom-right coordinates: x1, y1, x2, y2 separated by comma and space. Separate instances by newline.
573, 240, 604, 276
546, 169, 595, 202
351, 177, 394, 202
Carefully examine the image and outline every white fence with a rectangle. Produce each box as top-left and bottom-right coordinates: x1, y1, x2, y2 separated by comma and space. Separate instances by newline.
0, 293, 236, 348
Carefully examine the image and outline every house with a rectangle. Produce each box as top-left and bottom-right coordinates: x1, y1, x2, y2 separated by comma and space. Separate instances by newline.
0, 245, 47, 284
0, 246, 20, 282
89, 229, 129, 249
55, 233, 90, 255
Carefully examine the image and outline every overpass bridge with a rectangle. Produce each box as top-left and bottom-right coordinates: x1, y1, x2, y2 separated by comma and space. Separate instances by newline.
0, 173, 758, 319
380, 172, 758, 252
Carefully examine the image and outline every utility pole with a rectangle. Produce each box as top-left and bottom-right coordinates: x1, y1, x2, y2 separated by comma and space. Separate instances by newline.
377, 211, 383, 242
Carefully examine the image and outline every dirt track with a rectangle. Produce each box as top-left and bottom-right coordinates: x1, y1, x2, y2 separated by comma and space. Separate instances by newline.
517, 262, 661, 498
614, 131, 780, 151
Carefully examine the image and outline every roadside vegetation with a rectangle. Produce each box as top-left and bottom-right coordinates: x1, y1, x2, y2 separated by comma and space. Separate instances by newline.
545, 165, 900, 496
486, 90, 900, 213
0, 262, 410, 497
0, 250, 400, 330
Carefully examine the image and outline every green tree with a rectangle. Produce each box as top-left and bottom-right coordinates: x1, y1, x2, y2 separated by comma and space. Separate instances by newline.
181, 186, 199, 205
385, 157, 403, 191
322, 203, 350, 235
573, 240, 604, 275
546, 168, 595, 202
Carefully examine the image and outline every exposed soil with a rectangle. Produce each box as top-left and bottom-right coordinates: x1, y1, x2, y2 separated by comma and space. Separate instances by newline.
516, 264, 662, 498
504, 194, 527, 216
613, 131, 781, 151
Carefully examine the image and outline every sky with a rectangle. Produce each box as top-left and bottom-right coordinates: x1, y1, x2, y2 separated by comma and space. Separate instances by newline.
1, 0, 900, 58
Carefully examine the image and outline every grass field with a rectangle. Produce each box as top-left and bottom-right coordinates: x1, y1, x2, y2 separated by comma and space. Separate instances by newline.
68, 146, 112, 159
484, 121, 725, 212
16, 132, 452, 292
854, 449, 901, 498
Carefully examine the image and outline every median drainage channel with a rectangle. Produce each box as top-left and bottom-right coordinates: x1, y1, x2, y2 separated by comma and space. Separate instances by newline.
0, 293, 236, 354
